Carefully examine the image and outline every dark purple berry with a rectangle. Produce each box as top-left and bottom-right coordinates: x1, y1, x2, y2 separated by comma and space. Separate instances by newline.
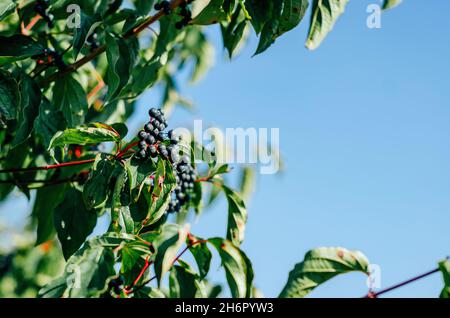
146, 134, 156, 145
138, 130, 147, 140
138, 149, 147, 158
144, 123, 154, 132
139, 141, 147, 149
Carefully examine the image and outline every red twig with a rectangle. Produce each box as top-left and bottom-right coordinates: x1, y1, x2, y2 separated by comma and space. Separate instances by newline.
116, 141, 139, 159
124, 256, 152, 295
363, 267, 440, 298
0, 158, 95, 174
195, 176, 212, 183
130, 239, 206, 294
21, 15, 41, 35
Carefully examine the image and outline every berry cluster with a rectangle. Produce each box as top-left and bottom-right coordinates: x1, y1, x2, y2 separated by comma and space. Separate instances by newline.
167, 156, 197, 214
136, 107, 198, 214
34, 0, 54, 28
135, 108, 180, 162
175, 2, 192, 29
154, 1, 172, 14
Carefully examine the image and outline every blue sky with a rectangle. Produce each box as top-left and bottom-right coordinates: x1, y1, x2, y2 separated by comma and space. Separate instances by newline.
154, 0, 450, 297
1, 0, 449, 298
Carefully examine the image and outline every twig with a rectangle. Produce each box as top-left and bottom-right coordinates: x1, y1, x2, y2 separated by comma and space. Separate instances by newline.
364, 267, 440, 298
21, 15, 41, 35
116, 141, 139, 159
0, 158, 95, 174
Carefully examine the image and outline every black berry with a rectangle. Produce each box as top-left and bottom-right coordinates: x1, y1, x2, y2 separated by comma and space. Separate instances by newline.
138, 130, 147, 140
146, 134, 156, 145
144, 123, 154, 132
139, 141, 147, 149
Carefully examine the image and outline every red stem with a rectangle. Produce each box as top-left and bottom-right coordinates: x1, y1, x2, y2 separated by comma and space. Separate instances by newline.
116, 141, 139, 158
195, 176, 211, 183
130, 240, 206, 294
0, 140, 141, 175
124, 256, 152, 295
39, 0, 186, 87
0, 158, 95, 174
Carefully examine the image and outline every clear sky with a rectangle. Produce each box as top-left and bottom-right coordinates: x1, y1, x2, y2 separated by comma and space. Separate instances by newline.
1, 0, 449, 298
150, 0, 450, 297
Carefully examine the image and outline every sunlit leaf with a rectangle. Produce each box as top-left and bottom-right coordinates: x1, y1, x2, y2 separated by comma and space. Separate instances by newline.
279, 247, 370, 298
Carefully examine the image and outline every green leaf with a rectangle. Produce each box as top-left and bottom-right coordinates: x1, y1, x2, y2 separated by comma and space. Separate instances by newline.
255, 19, 280, 55
49, 124, 121, 150
132, 0, 155, 15
0, 0, 16, 21
169, 261, 206, 298
239, 166, 255, 201
279, 247, 370, 298
105, 33, 139, 100
382, 0, 402, 11
205, 283, 223, 298
39, 234, 121, 297
153, 224, 189, 283
141, 159, 177, 226
306, 0, 349, 50
120, 240, 153, 286
53, 75, 88, 127
83, 153, 116, 209
208, 238, 253, 298
254, 0, 309, 55
0, 35, 44, 66
438, 258, 450, 298
32, 184, 68, 245
188, 236, 212, 280
54, 188, 98, 260
245, 0, 272, 34
110, 122, 128, 139
127, 156, 156, 192
279, 0, 310, 34
191, 178, 203, 216
126, 59, 162, 96
134, 286, 166, 298
72, 11, 101, 59
110, 165, 134, 234
219, 185, 247, 247
34, 100, 67, 148
152, 15, 179, 59
221, 7, 248, 58
191, 0, 229, 25
37, 277, 68, 298
12, 73, 42, 147
0, 142, 29, 200
0, 69, 20, 120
